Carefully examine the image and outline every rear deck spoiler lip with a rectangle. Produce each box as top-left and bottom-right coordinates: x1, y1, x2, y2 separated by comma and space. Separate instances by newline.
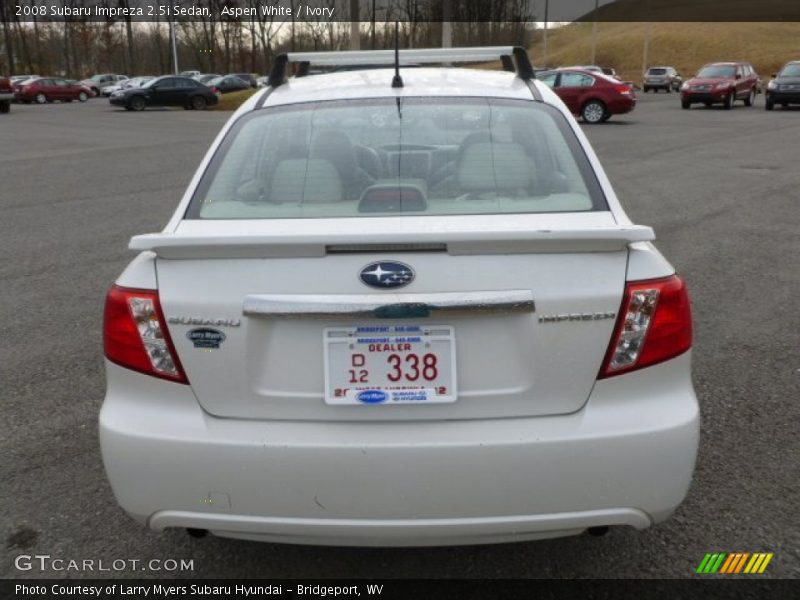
130, 226, 655, 259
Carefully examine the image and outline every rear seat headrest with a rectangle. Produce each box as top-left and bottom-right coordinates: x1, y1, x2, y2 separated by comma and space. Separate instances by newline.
457, 142, 533, 191
269, 158, 342, 204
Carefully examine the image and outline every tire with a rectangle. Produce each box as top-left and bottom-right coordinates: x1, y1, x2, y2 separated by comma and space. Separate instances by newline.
744, 88, 755, 107
191, 95, 207, 110
0, 101, 9, 114
665, 86, 671, 94
681, 100, 691, 109
765, 98, 774, 111
643, 86, 649, 93
35, 93, 47, 104
129, 96, 146, 111
724, 90, 734, 110
581, 100, 606, 124
78, 91, 88, 102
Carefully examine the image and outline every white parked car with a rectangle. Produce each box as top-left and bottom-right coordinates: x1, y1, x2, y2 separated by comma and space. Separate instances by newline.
100, 47, 699, 547
80, 73, 128, 96
105, 76, 155, 96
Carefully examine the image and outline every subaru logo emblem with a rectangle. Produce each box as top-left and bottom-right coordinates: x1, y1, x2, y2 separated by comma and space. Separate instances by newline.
359, 261, 414, 289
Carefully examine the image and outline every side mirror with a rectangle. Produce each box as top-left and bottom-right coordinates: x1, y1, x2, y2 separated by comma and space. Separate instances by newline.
735, 74, 742, 80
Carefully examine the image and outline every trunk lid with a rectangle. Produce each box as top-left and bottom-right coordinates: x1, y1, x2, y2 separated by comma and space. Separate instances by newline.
146, 214, 649, 421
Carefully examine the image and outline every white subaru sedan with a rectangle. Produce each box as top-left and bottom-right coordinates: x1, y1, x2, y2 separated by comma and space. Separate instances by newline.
100, 47, 699, 546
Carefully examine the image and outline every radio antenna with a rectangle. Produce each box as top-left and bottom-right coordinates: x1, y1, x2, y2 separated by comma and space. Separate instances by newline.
391, 22, 404, 88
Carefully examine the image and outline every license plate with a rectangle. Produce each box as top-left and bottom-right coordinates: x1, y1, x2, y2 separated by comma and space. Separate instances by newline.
323, 325, 456, 405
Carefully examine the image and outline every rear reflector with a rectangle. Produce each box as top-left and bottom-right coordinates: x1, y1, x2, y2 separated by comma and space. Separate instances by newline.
599, 275, 692, 378
103, 285, 188, 383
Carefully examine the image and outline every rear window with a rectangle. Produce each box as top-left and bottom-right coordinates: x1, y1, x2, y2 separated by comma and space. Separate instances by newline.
648, 68, 667, 75
186, 97, 607, 220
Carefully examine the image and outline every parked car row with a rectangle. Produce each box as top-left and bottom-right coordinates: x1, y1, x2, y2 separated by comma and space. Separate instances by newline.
7, 60, 800, 117
2, 70, 257, 111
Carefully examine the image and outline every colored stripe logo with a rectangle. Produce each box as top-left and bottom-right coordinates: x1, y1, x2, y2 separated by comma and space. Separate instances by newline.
696, 552, 773, 574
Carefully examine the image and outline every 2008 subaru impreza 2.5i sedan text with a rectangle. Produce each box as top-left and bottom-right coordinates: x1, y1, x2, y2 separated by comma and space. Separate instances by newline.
100, 47, 699, 547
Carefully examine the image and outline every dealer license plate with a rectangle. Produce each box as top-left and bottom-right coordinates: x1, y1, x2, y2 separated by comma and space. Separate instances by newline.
323, 325, 456, 405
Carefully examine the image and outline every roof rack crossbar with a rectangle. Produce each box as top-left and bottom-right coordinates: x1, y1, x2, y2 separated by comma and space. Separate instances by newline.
266, 46, 535, 88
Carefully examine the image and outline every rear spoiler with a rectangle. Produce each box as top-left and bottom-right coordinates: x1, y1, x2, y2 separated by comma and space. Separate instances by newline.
130, 226, 655, 259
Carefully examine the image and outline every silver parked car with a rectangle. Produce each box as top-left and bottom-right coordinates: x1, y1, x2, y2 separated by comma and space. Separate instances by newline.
643, 66, 682, 93
80, 73, 129, 96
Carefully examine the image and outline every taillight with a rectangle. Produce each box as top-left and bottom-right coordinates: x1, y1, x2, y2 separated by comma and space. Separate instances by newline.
615, 85, 633, 95
210, 87, 220, 95
103, 285, 188, 384
599, 275, 692, 378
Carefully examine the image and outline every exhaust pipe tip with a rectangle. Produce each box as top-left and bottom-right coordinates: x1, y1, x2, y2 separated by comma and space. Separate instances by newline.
587, 526, 610, 537
186, 528, 208, 538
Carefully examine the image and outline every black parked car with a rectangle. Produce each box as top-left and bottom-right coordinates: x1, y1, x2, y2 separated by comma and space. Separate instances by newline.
108, 76, 218, 111
208, 75, 251, 94
229, 73, 258, 88
765, 61, 800, 110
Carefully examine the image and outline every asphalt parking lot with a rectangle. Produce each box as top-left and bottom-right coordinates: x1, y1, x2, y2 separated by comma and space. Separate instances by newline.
2, 93, 798, 579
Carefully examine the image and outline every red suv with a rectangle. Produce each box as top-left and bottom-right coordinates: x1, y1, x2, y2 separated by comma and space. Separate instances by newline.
680, 62, 759, 109
538, 69, 636, 123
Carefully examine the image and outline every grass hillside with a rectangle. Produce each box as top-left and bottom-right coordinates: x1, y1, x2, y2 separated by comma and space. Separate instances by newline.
532, 22, 800, 83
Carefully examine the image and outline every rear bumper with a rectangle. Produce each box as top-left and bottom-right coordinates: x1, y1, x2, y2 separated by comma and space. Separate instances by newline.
99, 353, 699, 546
607, 97, 636, 114
0, 91, 12, 101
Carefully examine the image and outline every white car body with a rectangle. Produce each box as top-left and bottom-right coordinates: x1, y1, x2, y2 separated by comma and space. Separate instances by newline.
105, 76, 155, 96
100, 49, 699, 547
81, 74, 128, 96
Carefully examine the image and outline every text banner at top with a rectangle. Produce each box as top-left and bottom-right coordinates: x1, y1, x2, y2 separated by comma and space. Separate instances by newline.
6, 0, 800, 24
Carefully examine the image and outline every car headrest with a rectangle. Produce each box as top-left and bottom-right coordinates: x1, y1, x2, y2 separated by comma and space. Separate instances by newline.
457, 142, 533, 191
310, 130, 358, 184
269, 159, 342, 204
